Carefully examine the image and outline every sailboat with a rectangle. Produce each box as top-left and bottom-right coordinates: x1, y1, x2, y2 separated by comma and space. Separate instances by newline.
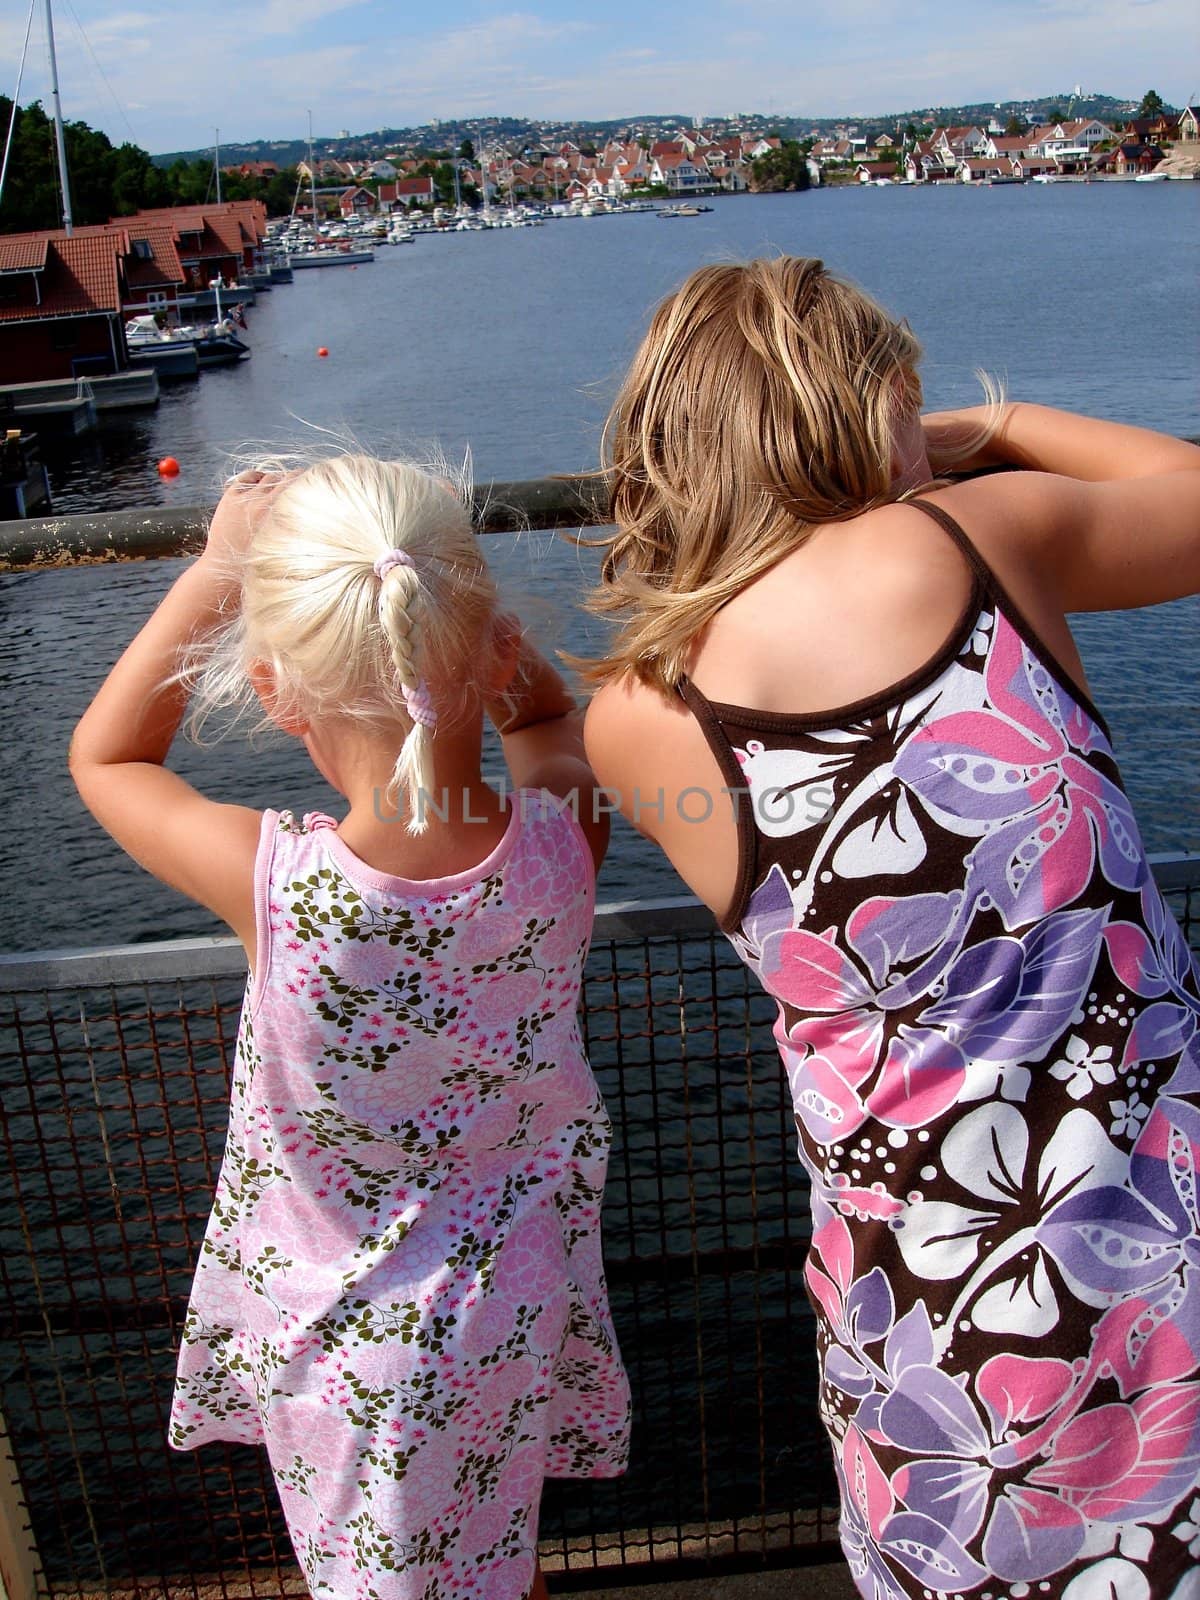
287, 113, 375, 268
26, 7, 248, 371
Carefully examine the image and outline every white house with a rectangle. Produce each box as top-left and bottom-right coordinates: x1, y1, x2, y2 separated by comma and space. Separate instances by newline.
933, 125, 987, 160
957, 157, 1017, 183
650, 153, 709, 192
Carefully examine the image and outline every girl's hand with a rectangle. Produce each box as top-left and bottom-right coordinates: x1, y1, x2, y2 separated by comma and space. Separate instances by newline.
200, 470, 288, 570
921, 407, 1005, 477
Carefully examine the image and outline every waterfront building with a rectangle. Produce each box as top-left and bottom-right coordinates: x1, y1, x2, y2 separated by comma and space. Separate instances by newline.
956, 155, 1020, 182
1101, 142, 1167, 176
0, 202, 266, 385
377, 177, 435, 211
337, 185, 378, 218
855, 160, 897, 183
932, 124, 988, 159
0, 230, 129, 384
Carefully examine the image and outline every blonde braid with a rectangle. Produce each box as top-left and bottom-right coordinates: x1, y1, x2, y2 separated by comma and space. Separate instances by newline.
375, 556, 437, 833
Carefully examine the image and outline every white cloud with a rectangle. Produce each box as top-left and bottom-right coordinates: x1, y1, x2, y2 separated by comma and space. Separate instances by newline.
0, 0, 1192, 152
256, 0, 370, 33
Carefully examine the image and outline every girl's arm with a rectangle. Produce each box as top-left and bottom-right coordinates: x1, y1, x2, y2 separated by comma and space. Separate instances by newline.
484, 625, 608, 871
923, 403, 1200, 482
68, 478, 277, 952
925, 404, 1200, 611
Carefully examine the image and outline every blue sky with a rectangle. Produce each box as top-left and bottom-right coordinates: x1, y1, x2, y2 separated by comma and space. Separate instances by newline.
1, 0, 1195, 154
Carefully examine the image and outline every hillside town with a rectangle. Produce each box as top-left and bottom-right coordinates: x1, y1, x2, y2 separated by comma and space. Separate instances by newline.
269, 106, 1200, 206
1, 93, 1197, 506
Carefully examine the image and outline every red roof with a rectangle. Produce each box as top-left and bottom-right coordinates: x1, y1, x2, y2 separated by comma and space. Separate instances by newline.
121, 201, 267, 249
122, 222, 186, 288
0, 237, 50, 272
0, 228, 125, 322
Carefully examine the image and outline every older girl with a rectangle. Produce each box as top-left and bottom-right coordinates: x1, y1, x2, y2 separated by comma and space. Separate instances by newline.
584, 257, 1200, 1600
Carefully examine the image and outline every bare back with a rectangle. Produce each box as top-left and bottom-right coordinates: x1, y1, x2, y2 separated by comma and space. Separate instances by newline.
585, 479, 1097, 919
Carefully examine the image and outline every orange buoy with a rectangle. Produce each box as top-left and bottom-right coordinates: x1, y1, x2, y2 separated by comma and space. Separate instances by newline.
157, 456, 180, 477
317, 346, 329, 358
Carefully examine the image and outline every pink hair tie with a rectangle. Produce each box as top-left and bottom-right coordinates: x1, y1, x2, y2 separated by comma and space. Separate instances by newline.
374, 548, 414, 581
402, 679, 438, 731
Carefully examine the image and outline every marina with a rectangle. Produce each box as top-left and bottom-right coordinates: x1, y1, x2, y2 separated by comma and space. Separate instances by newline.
5, 183, 1198, 922
1, 169, 1198, 1599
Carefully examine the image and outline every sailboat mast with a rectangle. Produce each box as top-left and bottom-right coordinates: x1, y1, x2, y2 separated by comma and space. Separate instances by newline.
213, 128, 223, 320
308, 109, 318, 235
43, 0, 73, 234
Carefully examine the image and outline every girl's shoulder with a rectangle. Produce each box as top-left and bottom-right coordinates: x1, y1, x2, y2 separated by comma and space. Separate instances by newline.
258, 792, 594, 903
505, 786, 597, 890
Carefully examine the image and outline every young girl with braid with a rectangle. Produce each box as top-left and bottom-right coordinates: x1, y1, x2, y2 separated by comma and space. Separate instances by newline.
70, 456, 630, 1600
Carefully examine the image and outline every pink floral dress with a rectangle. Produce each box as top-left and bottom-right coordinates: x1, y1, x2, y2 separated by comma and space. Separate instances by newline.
169, 790, 630, 1600
680, 502, 1200, 1600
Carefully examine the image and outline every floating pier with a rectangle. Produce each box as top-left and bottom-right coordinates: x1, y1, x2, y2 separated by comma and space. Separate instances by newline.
0, 371, 159, 437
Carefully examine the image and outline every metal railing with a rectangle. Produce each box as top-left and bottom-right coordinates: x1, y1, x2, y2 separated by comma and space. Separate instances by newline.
1, 864, 1197, 1597
4, 447, 1199, 570
0, 479, 612, 569
0, 898, 819, 1597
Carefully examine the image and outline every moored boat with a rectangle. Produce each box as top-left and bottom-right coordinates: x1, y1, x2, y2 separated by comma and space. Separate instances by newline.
289, 246, 375, 268
124, 314, 249, 368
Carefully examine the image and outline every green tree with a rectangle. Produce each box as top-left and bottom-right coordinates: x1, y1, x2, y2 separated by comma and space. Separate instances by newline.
458, 137, 475, 161
0, 98, 168, 229
1004, 115, 1028, 137
748, 140, 811, 193
1044, 105, 1065, 123
110, 143, 168, 213
1138, 89, 1165, 120
431, 162, 459, 204
0, 99, 60, 229
263, 167, 303, 217
163, 157, 214, 207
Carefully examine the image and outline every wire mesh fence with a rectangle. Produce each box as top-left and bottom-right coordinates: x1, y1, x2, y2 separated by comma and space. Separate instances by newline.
1, 864, 1196, 1597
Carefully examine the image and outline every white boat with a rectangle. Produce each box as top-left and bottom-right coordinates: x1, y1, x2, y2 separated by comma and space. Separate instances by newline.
290, 114, 375, 267
289, 245, 375, 267
1133, 171, 1168, 182
124, 314, 248, 369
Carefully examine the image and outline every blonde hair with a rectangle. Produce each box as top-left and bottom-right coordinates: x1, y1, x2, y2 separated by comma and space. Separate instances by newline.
187, 454, 496, 833
581, 256, 928, 692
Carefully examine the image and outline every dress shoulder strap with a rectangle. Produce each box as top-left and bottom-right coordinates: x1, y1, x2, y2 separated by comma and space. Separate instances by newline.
906, 494, 1112, 741
906, 495, 998, 586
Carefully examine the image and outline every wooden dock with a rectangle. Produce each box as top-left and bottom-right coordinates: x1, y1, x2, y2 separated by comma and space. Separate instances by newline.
0, 370, 159, 435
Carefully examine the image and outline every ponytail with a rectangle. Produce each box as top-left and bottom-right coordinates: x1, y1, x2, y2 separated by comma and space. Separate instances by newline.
373, 549, 438, 833
183, 455, 497, 826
